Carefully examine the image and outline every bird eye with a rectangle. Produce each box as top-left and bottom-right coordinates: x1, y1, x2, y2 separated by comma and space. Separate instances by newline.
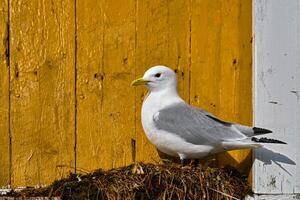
154, 73, 161, 78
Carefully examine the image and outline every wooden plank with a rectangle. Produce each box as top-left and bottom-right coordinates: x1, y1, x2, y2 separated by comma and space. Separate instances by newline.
190, 0, 222, 115
135, 0, 190, 163
10, 0, 75, 186
101, 0, 136, 168
76, 0, 137, 170
190, 0, 252, 174
0, 0, 10, 187
76, 0, 106, 172
253, 0, 300, 194
167, 0, 191, 102
215, 0, 253, 174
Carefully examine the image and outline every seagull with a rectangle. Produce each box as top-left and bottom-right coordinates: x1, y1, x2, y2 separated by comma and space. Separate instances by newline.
131, 65, 286, 164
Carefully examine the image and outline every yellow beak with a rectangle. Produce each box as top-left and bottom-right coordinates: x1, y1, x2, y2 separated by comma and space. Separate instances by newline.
131, 78, 149, 86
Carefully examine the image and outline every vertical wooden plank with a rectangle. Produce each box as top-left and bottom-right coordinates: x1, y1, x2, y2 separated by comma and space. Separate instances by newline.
216, 0, 253, 173
135, 0, 190, 163
191, 0, 252, 173
253, 0, 300, 194
190, 0, 222, 115
0, 0, 10, 187
101, 0, 136, 168
234, 0, 253, 170
76, 0, 106, 171
10, 0, 75, 186
103, 0, 137, 168
168, 0, 191, 102
76, 0, 136, 170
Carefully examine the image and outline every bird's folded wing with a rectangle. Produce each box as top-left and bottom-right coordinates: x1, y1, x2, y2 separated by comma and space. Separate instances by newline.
153, 103, 247, 145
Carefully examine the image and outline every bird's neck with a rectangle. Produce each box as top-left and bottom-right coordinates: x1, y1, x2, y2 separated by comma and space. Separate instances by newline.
144, 88, 184, 111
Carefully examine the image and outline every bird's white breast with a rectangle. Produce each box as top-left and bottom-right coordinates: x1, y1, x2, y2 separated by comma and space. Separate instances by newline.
141, 90, 185, 156
141, 92, 162, 142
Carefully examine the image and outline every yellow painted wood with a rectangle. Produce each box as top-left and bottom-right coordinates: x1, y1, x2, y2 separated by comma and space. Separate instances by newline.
0, 0, 10, 186
76, 0, 137, 170
0, 0, 252, 187
167, 0, 191, 102
101, 0, 137, 169
9, 0, 75, 186
190, 0, 252, 174
76, 0, 106, 171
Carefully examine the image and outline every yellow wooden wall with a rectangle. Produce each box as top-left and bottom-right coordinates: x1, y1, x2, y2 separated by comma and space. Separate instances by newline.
0, 0, 10, 187
0, 0, 252, 187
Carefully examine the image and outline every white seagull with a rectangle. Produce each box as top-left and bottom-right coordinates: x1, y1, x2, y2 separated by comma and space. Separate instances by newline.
131, 65, 285, 164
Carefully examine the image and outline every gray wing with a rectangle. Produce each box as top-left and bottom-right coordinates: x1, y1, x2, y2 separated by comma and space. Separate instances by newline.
153, 103, 247, 145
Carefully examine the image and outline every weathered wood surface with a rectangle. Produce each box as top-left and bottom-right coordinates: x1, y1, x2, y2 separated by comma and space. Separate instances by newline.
0, 0, 252, 187
76, 0, 137, 171
0, 0, 10, 187
9, 0, 75, 186
190, 0, 253, 174
253, 0, 300, 194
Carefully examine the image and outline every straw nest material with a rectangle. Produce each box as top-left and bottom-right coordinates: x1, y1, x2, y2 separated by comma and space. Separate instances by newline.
11, 163, 250, 200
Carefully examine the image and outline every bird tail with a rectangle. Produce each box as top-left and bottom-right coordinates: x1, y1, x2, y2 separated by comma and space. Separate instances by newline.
251, 137, 286, 144
233, 125, 286, 144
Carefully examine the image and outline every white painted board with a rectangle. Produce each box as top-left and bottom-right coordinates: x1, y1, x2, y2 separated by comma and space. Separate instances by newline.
253, 0, 300, 194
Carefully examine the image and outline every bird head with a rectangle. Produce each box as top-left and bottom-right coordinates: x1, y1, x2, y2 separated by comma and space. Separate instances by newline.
131, 65, 177, 92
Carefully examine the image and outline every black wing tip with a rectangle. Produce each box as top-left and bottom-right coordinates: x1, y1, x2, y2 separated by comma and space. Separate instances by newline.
252, 137, 287, 144
253, 127, 272, 134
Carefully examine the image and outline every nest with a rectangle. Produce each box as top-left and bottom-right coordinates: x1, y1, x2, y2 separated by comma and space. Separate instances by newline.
10, 163, 250, 200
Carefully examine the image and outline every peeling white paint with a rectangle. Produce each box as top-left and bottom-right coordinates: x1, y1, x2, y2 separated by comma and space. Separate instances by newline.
253, 0, 300, 197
